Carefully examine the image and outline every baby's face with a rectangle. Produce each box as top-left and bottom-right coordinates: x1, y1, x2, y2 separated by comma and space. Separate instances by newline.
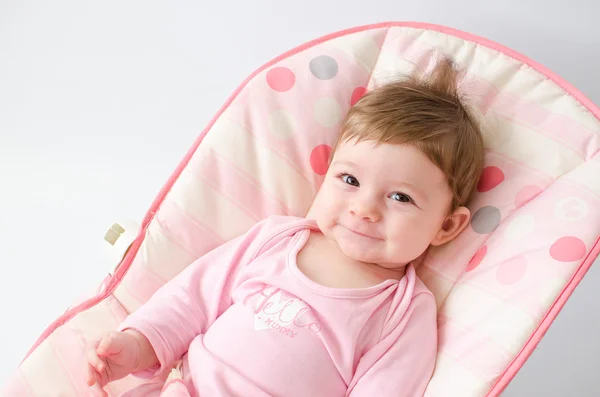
309, 139, 454, 269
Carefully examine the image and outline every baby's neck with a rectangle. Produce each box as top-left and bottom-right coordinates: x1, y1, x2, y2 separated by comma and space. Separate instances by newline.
320, 232, 407, 280
297, 231, 407, 290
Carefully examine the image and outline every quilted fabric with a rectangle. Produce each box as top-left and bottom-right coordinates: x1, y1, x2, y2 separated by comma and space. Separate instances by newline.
2, 22, 599, 397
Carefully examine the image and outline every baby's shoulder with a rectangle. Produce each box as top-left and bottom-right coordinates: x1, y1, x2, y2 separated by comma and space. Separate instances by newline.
410, 276, 437, 321
380, 274, 437, 336
249, 215, 316, 255
260, 214, 312, 229
413, 276, 436, 303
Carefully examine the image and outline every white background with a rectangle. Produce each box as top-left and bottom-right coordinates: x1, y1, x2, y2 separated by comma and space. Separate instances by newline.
1, 1, 599, 395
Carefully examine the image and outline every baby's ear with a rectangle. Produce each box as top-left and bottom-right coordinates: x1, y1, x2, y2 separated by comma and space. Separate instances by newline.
431, 206, 471, 246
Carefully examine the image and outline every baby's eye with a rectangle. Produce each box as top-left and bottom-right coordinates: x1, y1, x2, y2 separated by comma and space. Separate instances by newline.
390, 192, 413, 203
341, 174, 359, 187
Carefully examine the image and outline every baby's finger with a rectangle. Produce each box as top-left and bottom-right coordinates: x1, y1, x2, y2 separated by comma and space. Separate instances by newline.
85, 363, 96, 386
86, 346, 105, 373
85, 363, 105, 387
97, 331, 123, 356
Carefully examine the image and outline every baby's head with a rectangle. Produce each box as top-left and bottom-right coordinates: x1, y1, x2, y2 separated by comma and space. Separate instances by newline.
309, 57, 485, 269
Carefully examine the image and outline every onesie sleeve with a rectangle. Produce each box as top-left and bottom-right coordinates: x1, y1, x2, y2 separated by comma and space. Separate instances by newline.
346, 293, 438, 397
117, 217, 282, 378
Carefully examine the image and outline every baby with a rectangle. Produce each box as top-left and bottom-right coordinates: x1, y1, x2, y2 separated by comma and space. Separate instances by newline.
86, 57, 485, 397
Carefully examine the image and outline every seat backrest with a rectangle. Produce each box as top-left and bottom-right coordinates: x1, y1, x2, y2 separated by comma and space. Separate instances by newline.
110, 23, 600, 396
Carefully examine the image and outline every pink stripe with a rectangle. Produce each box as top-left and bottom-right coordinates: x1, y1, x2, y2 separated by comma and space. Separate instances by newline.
487, 150, 556, 182
103, 295, 128, 325
156, 200, 224, 256
393, 35, 598, 159
190, 149, 292, 219
487, 235, 600, 396
229, 42, 380, 187
21, 24, 600, 397
49, 329, 86, 396
116, 279, 146, 308
561, 177, 600, 201
0, 369, 35, 397
472, 80, 597, 159
437, 315, 512, 378
120, 258, 168, 304
388, 22, 600, 122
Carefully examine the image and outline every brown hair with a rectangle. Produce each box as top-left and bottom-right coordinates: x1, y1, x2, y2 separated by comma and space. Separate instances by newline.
333, 57, 485, 212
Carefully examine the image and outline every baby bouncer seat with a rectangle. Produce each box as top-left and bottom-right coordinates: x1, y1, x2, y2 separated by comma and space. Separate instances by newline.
2, 22, 600, 397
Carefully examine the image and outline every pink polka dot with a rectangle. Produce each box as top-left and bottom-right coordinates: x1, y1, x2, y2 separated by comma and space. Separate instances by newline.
467, 245, 487, 272
515, 185, 543, 209
550, 236, 587, 262
351, 86, 367, 106
266, 67, 295, 92
496, 255, 528, 285
310, 145, 332, 175
477, 166, 505, 192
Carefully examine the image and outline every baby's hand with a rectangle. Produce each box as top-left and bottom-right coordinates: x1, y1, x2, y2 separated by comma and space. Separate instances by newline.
85, 330, 143, 396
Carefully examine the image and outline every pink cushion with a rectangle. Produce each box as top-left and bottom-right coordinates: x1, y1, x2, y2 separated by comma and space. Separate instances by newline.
4, 22, 599, 397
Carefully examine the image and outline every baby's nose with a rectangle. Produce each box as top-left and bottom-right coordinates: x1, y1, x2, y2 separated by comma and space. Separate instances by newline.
349, 199, 380, 222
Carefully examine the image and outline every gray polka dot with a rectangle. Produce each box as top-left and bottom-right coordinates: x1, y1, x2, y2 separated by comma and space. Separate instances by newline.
309, 55, 338, 80
471, 206, 502, 234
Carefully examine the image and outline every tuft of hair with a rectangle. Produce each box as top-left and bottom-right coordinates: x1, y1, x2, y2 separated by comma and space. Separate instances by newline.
334, 57, 485, 211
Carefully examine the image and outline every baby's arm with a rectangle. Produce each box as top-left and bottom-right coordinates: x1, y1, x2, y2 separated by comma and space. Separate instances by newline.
112, 219, 272, 378
85, 218, 278, 395
346, 294, 437, 397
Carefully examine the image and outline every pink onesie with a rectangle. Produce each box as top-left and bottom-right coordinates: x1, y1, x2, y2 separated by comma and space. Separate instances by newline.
117, 215, 437, 397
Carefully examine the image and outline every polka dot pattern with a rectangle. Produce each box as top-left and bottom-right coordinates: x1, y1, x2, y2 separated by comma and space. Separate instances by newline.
309, 55, 339, 80
467, 245, 487, 272
554, 197, 588, 221
202, 33, 600, 365
351, 87, 366, 106
477, 166, 505, 192
471, 206, 502, 234
550, 236, 586, 262
266, 67, 295, 92
313, 97, 342, 128
515, 185, 542, 209
256, 41, 598, 311
310, 145, 332, 175
38, 26, 600, 397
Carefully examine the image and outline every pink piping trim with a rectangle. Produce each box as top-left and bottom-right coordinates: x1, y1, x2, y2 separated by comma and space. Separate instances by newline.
20, 21, 600, 396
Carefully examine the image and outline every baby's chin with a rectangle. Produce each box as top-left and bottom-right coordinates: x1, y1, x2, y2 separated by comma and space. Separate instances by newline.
333, 234, 415, 267
334, 235, 384, 264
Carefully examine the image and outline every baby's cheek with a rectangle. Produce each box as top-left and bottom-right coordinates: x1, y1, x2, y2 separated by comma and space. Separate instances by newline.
388, 221, 430, 249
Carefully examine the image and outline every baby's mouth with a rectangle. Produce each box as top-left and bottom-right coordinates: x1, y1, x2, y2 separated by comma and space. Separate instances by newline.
339, 224, 382, 240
